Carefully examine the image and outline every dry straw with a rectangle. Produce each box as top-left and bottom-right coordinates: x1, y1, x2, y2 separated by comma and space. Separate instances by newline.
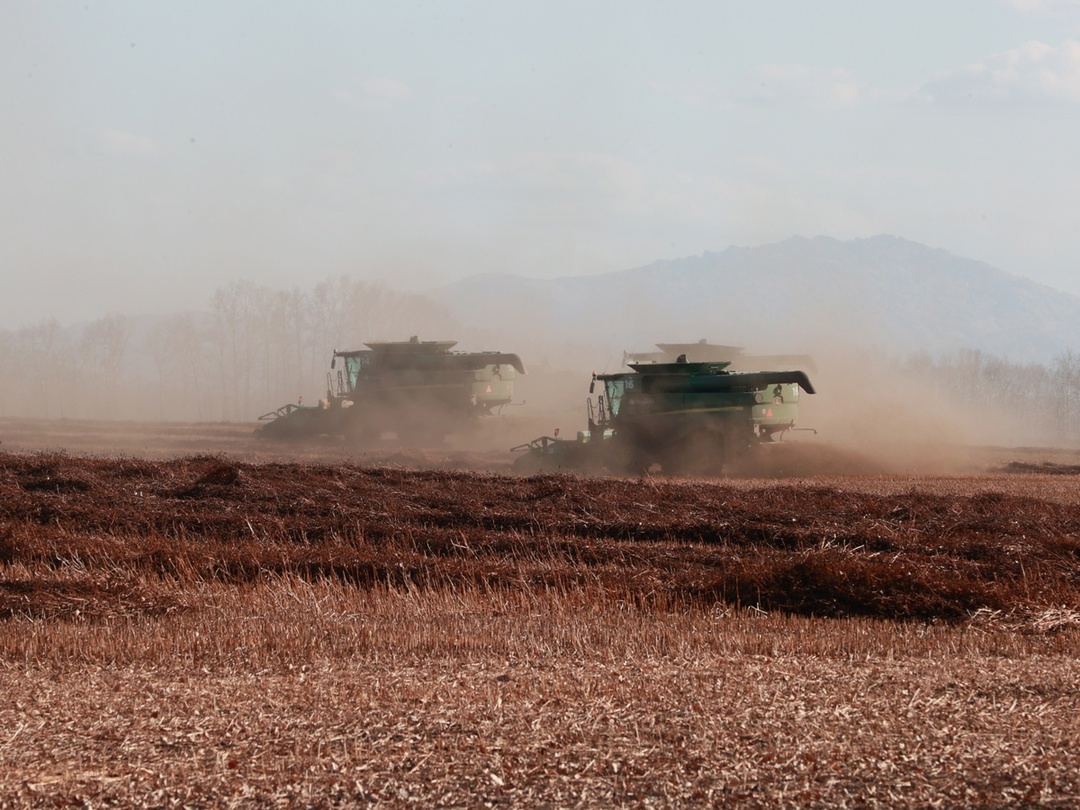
1, 450, 1078, 806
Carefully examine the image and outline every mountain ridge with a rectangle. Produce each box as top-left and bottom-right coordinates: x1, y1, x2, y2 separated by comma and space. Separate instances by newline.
434, 234, 1080, 366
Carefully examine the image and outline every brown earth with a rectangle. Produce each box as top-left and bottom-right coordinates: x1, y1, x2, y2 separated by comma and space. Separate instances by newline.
0, 417, 1078, 807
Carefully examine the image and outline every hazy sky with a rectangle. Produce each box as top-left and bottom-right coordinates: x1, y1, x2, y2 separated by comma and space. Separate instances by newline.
4, 0, 1080, 327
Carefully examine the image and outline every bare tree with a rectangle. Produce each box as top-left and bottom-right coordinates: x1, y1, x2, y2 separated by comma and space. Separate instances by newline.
80, 314, 132, 418
0, 329, 16, 416
16, 319, 66, 418
1051, 350, 1080, 444
210, 281, 273, 421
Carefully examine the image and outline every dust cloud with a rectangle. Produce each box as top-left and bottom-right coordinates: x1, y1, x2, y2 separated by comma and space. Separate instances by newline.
777, 343, 1038, 476
440, 338, 1039, 478
0, 274, 1067, 480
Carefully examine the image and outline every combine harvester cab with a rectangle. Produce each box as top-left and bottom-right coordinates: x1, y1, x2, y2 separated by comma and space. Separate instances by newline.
512, 354, 814, 476
258, 337, 525, 443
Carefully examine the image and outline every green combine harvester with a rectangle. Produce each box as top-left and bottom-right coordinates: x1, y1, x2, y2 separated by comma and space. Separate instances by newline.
257, 337, 525, 443
512, 354, 815, 475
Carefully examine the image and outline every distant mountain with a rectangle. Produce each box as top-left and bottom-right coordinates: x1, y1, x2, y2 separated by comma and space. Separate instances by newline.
434, 235, 1080, 367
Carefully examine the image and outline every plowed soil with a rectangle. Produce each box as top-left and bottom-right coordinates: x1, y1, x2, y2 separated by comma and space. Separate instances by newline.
0, 417, 1078, 808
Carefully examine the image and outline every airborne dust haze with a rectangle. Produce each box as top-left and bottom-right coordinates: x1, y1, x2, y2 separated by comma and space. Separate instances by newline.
5, 2, 1080, 474
0, 279, 1063, 477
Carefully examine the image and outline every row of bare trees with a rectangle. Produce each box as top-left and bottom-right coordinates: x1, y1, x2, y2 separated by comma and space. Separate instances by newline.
902, 348, 1080, 446
0, 278, 458, 423
3, 279, 1080, 449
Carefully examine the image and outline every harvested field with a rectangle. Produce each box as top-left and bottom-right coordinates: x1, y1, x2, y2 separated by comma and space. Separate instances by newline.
0, 418, 1078, 807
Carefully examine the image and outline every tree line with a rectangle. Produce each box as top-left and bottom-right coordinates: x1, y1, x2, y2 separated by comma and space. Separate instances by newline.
0, 278, 457, 423
901, 348, 1080, 447
2, 278, 1080, 449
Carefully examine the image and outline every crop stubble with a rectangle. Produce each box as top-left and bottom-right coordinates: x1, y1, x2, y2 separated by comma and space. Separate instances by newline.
0, 433, 1078, 807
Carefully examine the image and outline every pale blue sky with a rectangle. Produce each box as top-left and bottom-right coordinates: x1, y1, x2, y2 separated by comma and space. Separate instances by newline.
3, 0, 1080, 326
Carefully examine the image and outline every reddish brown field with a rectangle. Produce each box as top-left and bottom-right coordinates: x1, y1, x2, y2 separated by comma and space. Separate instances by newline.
0, 417, 1078, 808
